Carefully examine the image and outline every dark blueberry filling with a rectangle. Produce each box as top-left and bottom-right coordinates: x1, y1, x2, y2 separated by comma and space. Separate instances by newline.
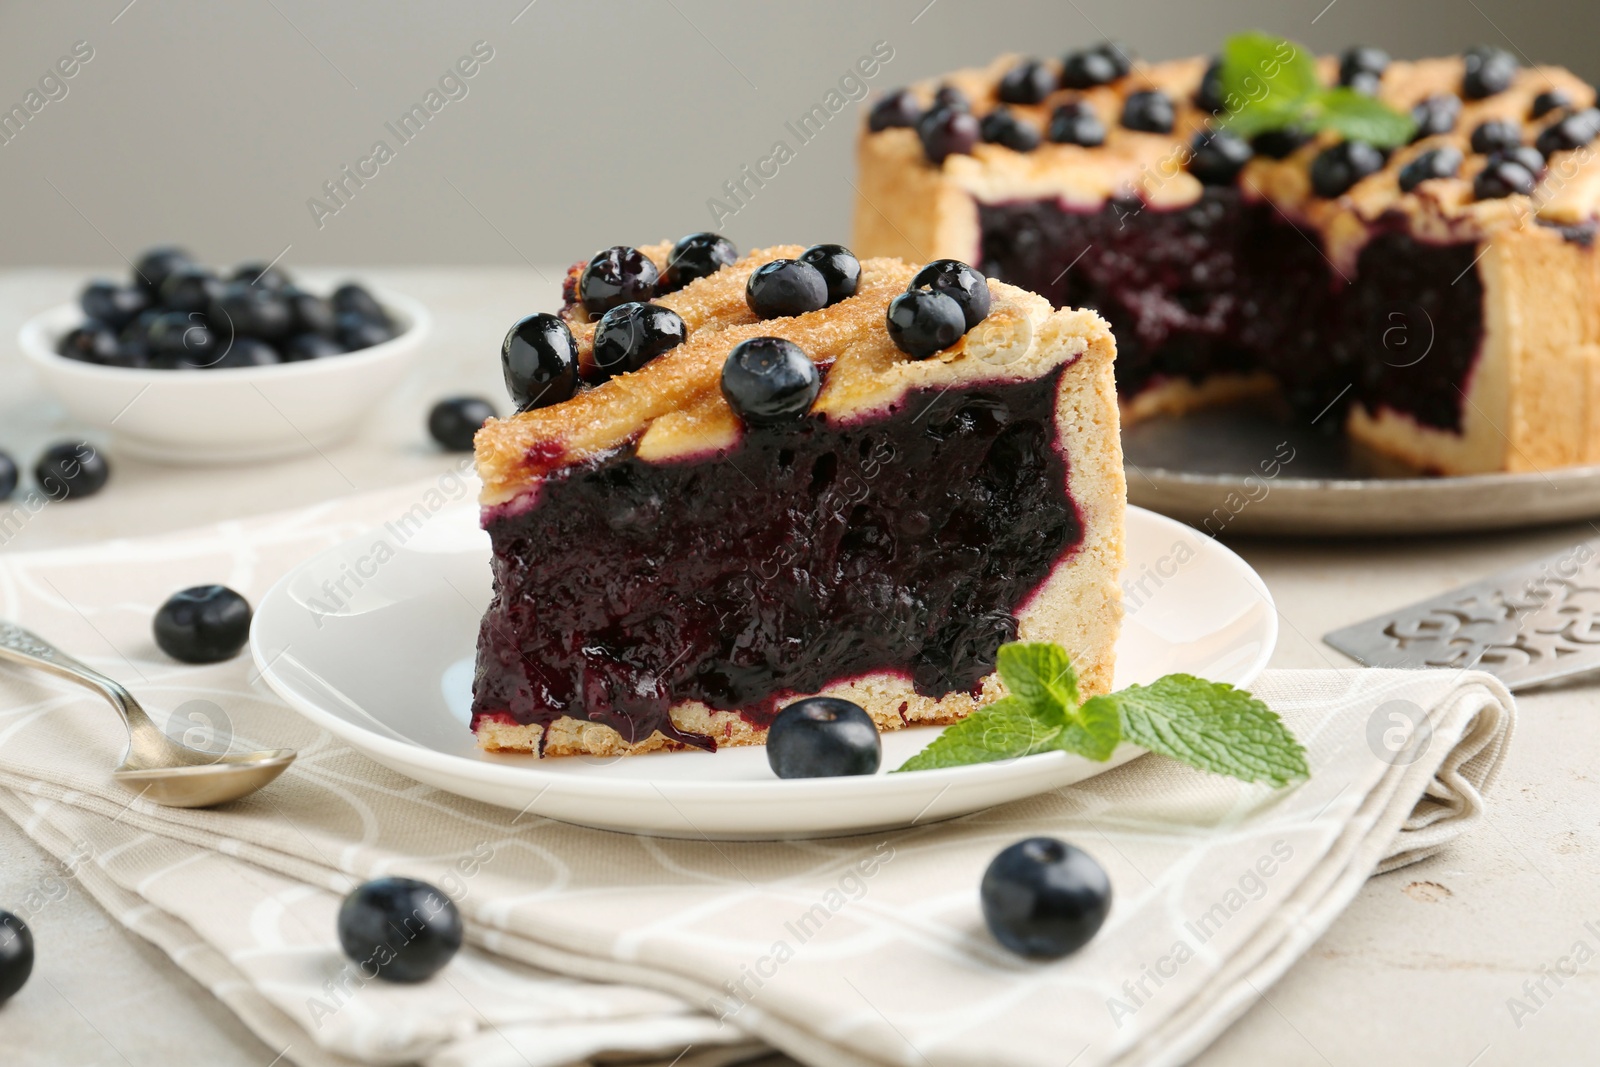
471, 370, 1081, 750
977, 190, 1486, 432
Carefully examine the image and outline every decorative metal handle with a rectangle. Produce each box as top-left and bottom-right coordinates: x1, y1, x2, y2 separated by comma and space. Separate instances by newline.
0, 620, 165, 756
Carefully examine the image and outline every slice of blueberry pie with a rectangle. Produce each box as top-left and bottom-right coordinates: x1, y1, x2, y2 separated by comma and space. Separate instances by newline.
471, 238, 1125, 757
855, 39, 1600, 474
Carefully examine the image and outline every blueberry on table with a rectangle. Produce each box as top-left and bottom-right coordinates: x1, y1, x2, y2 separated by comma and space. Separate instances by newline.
80, 279, 149, 331
210, 281, 294, 341
283, 333, 347, 362
909, 259, 991, 330
887, 289, 967, 359
745, 259, 830, 319
592, 302, 687, 379
209, 337, 282, 369
720, 337, 821, 426
133, 245, 194, 294
231, 261, 292, 292
56, 323, 121, 364
916, 106, 980, 164
798, 243, 862, 306
501, 312, 579, 410
660, 232, 738, 293
766, 697, 881, 779
336, 312, 396, 351
578, 246, 659, 316
153, 585, 252, 663
158, 265, 223, 314
0, 451, 17, 501
330, 282, 388, 323
35, 442, 110, 501
867, 88, 920, 132
0, 911, 34, 1002
428, 397, 497, 452
981, 837, 1111, 960
338, 877, 463, 983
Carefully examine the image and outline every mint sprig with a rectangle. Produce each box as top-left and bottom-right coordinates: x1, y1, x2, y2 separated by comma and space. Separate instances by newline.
1217, 31, 1415, 148
896, 641, 1309, 787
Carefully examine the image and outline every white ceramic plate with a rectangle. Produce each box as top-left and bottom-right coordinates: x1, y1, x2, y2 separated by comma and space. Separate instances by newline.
252, 504, 1277, 840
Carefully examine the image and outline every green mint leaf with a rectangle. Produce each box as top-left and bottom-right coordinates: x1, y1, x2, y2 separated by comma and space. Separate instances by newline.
996, 641, 1079, 712
1099, 675, 1310, 786
1056, 692, 1122, 762
895, 696, 1062, 772
1219, 31, 1319, 119
1306, 87, 1417, 147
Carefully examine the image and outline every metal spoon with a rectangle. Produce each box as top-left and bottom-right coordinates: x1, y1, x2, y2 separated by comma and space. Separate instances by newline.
0, 621, 295, 808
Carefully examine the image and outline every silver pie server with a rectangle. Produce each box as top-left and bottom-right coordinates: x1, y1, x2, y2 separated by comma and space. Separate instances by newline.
0, 621, 295, 807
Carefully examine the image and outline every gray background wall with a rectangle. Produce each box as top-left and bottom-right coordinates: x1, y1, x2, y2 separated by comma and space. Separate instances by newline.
0, 0, 1592, 269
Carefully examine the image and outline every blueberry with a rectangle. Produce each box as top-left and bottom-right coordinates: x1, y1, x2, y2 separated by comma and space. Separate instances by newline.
798, 243, 862, 305
154, 586, 252, 662
1497, 144, 1546, 175
158, 265, 222, 313
1470, 120, 1523, 155
1060, 42, 1127, 89
57, 323, 121, 364
720, 336, 820, 425
209, 337, 282, 369
1344, 70, 1383, 97
1188, 130, 1253, 185
331, 283, 388, 323
1531, 89, 1572, 119
1535, 107, 1600, 156
766, 697, 881, 779
133, 245, 193, 294
231, 261, 292, 292
1462, 45, 1517, 99
1096, 40, 1134, 77
932, 84, 969, 111
981, 838, 1111, 960
0, 452, 16, 501
1309, 140, 1385, 198
1048, 100, 1106, 147
428, 396, 497, 452
592, 302, 687, 378
114, 310, 162, 366
336, 312, 395, 350
1339, 46, 1390, 87
746, 259, 829, 318
80, 280, 149, 332
578, 246, 659, 315
868, 88, 921, 132
886, 289, 966, 359
210, 281, 293, 341
908, 259, 990, 330
1194, 57, 1226, 113
147, 311, 216, 365
35, 442, 109, 501
661, 232, 738, 293
916, 106, 980, 164
0, 911, 33, 1003
998, 60, 1055, 105
1121, 90, 1174, 134
1410, 94, 1461, 140
1398, 146, 1464, 192
980, 106, 1042, 152
337, 877, 463, 984
283, 333, 347, 362
501, 312, 579, 410
1473, 157, 1538, 199
284, 286, 336, 335
1252, 128, 1313, 159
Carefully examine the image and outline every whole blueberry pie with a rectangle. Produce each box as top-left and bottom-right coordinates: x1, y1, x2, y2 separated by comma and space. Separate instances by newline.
471, 240, 1125, 757
853, 45, 1600, 474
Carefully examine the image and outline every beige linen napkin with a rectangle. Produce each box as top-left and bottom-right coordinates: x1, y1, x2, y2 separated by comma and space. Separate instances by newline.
0, 480, 1514, 1067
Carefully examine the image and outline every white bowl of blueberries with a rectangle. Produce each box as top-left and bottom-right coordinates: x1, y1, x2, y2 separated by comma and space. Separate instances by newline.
18, 246, 431, 464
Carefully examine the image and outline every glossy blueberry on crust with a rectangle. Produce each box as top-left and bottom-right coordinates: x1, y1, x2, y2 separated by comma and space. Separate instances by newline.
1398, 146, 1464, 192
1251, 128, 1313, 159
981, 838, 1110, 960
133, 246, 193, 294
1344, 70, 1382, 97
799, 244, 862, 305
1497, 145, 1546, 176
35, 442, 109, 501
886, 289, 966, 359
981, 106, 1042, 152
1194, 57, 1226, 113
1060, 41, 1129, 88
284, 333, 346, 362
869, 88, 921, 131
998, 59, 1055, 105
0, 452, 17, 503
719, 336, 821, 425
1473, 157, 1538, 199
1535, 107, 1600, 156
1120, 89, 1175, 134
1410, 94, 1461, 140
0, 911, 33, 1003
80, 280, 149, 332
766, 697, 881, 778
1462, 45, 1517, 99
578, 246, 659, 315
1470, 120, 1523, 155
933, 84, 970, 112
1097, 41, 1134, 77
592, 302, 688, 378
428, 396, 498, 452
917, 105, 980, 163
661, 232, 738, 293
158, 265, 222, 314
153, 585, 253, 663
1310, 140, 1385, 198
908, 259, 991, 330
1339, 46, 1390, 87
57, 323, 121, 364
338, 878, 463, 983
1188, 131, 1253, 185
502, 312, 579, 410
1048, 100, 1106, 147
1531, 88, 1572, 119
746, 259, 830, 318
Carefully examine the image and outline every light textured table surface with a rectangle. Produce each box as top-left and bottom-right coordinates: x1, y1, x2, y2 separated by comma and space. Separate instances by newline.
1, 269, 1595, 1066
